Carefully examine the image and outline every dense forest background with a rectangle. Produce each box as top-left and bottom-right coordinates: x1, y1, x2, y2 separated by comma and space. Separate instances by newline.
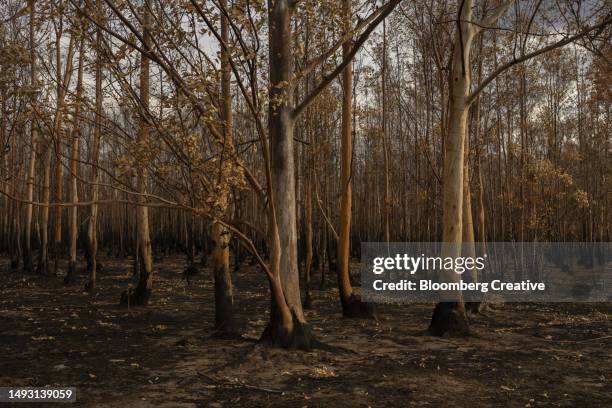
0, 0, 610, 342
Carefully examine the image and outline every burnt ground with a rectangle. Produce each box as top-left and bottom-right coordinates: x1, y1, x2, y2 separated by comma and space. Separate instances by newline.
0, 254, 610, 407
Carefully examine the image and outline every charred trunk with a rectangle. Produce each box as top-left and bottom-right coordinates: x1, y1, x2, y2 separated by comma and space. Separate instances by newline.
428, 302, 470, 337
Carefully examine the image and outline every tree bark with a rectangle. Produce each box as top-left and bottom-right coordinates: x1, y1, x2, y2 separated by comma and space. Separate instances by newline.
381, 20, 391, 243
53, 5, 65, 275
428, 0, 476, 337
261, 0, 311, 349
123, 0, 154, 305
47, 23, 76, 275
23, 0, 37, 272
337, 0, 375, 318
66, 30, 85, 284
211, 0, 236, 333
37, 145, 51, 274
303, 161, 313, 309
467, 34, 486, 313
85, 0, 103, 291
462, 117, 479, 312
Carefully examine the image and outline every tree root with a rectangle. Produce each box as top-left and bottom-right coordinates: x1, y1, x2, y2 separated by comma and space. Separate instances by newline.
119, 285, 151, 306
63, 261, 76, 285
260, 317, 315, 351
341, 293, 377, 319
213, 318, 244, 340
427, 302, 471, 337
10, 256, 19, 270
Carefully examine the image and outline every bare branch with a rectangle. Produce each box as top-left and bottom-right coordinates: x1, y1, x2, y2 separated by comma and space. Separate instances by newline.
292, 0, 401, 119
467, 14, 612, 106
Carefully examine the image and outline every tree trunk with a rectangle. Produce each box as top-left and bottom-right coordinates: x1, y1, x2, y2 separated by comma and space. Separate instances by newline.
462, 121, 479, 313
261, 0, 311, 349
467, 35, 485, 313
37, 145, 51, 274
211, 0, 236, 333
122, 0, 154, 305
303, 165, 313, 309
211, 220, 234, 330
53, 8, 65, 276
66, 31, 85, 284
7, 125, 22, 268
23, 0, 37, 272
85, 0, 103, 291
48, 25, 76, 276
337, 0, 374, 318
10, 195, 22, 270
381, 20, 391, 242
428, 0, 476, 337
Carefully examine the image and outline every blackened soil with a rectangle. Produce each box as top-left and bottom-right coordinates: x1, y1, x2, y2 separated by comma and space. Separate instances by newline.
0, 255, 610, 407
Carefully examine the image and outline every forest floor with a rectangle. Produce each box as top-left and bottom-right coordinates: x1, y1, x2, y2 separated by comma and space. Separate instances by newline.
0, 254, 611, 408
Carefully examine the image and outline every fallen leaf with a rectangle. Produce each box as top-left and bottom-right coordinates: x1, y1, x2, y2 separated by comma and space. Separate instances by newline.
31, 335, 55, 341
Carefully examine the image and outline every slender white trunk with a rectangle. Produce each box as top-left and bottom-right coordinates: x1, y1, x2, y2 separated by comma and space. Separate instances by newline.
24, 0, 37, 271
429, 0, 477, 336
86, 0, 103, 290
67, 32, 85, 281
